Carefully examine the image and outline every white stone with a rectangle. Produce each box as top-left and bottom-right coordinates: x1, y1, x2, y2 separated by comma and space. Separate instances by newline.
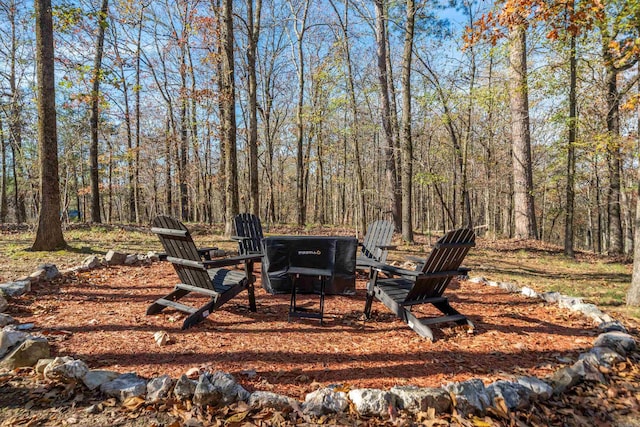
174, 374, 197, 400
578, 347, 625, 368
249, 391, 296, 411
0, 337, 50, 369
390, 385, 451, 414
348, 388, 394, 417
82, 256, 101, 269
549, 365, 581, 394
540, 292, 561, 303
146, 374, 174, 402
124, 254, 139, 265
100, 373, 147, 401
594, 332, 637, 356
32, 264, 60, 281
44, 356, 89, 382
83, 370, 121, 390
303, 387, 349, 416
516, 376, 552, 400
444, 379, 490, 416
0, 328, 29, 358
145, 251, 160, 262
598, 320, 627, 333
498, 282, 520, 293
193, 372, 223, 407
558, 295, 583, 310
487, 380, 531, 410
208, 371, 250, 404
0, 280, 31, 297
571, 359, 606, 383
105, 250, 127, 265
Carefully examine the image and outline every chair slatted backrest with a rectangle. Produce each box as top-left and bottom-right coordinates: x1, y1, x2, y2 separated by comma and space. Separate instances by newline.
233, 213, 264, 255
405, 228, 475, 302
151, 215, 214, 291
361, 220, 394, 263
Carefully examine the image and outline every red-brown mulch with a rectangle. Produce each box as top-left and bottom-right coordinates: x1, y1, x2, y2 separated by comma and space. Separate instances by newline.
10, 262, 596, 401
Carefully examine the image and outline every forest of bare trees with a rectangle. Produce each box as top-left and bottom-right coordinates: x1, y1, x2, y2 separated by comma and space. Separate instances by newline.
1, 0, 639, 259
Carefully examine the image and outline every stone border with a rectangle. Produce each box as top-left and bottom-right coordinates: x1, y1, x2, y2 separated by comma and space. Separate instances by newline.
0, 255, 637, 420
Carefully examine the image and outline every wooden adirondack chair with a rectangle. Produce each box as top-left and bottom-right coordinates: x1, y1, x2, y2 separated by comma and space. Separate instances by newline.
363, 228, 475, 341
232, 213, 264, 256
149, 215, 261, 330
356, 220, 395, 271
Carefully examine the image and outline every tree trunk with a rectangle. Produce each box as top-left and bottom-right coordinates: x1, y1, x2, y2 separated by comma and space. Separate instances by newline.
292, 0, 310, 226
89, 0, 109, 223
384, 5, 402, 231
247, 0, 261, 217
564, 33, 577, 257
461, 5, 476, 229
508, 24, 537, 239
133, 5, 144, 224
8, 1, 26, 223
605, 65, 623, 254
328, 0, 366, 234
628, 179, 640, 305
32, 0, 66, 250
628, 78, 640, 305
221, 0, 239, 235
0, 114, 7, 222
110, 20, 135, 223
595, 155, 603, 253
400, 0, 414, 242
179, 43, 189, 221
165, 116, 172, 215
374, 0, 400, 229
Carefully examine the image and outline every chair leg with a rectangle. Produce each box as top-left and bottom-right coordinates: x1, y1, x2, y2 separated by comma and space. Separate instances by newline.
288, 275, 297, 322
247, 283, 257, 312
433, 300, 474, 330
319, 277, 325, 326
288, 274, 325, 324
399, 308, 435, 341
147, 288, 189, 315
182, 299, 217, 330
363, 281, 375, 318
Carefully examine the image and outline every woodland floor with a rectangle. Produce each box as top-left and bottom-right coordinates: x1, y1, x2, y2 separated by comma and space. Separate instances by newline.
9, 262, 600, 399
1, 228, 640, 425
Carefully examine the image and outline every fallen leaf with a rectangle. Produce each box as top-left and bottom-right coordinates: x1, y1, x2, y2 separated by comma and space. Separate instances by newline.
154, 331, 171, 346
123, 396, 146, 411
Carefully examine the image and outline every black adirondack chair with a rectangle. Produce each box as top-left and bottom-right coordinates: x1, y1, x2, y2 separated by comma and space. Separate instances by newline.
363, 228, 475, 341
149, 215, 261, 330
232, 213, 264, 256
356, 220, 395, 271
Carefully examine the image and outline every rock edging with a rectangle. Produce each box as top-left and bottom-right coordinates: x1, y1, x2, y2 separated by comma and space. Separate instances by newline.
0, 257, 637, 421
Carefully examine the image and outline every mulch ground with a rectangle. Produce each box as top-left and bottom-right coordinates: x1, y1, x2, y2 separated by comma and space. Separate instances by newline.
8, 261, 599, 402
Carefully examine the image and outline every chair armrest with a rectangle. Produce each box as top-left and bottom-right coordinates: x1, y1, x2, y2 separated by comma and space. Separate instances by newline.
203, 253, 263, 268
356, 258, 384, 268
458, 266, 471, 277
376, 244, 397, 250
406, 255, 424, 263
197, 247, 219, 260
198, 247, 218, 254
230, 235, 254, 242
159, 247, 219, 262
372, 263, 421, 277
